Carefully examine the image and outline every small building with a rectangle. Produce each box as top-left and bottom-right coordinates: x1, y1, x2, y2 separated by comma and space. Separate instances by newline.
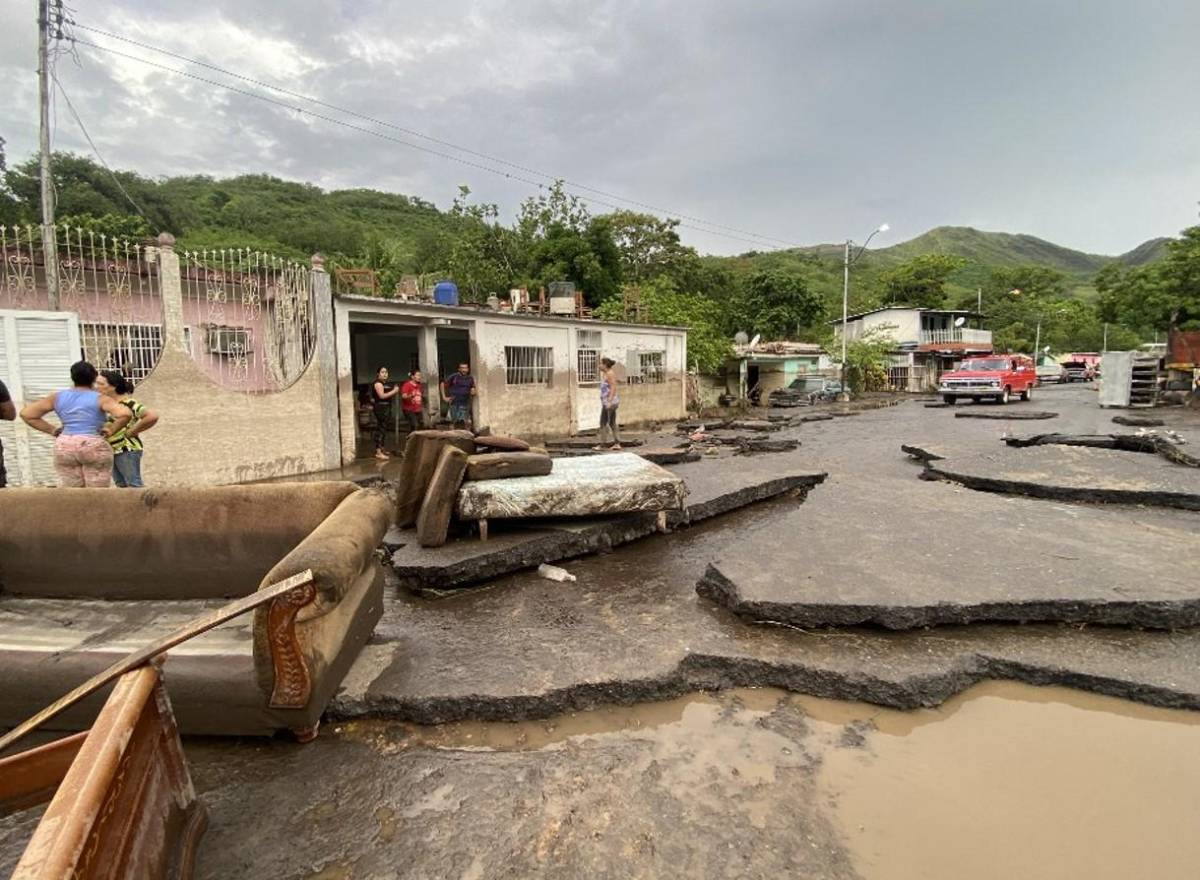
720, 341, 830, 402
832, 306, 993, 392
333, 295, 688, 459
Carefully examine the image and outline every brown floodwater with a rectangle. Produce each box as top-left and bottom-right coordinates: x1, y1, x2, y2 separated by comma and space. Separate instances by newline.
338, 682, 1200, 879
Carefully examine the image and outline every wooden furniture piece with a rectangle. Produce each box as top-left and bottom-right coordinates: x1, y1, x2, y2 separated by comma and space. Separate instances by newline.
333, 267, 380, 296
0, 483, 391, 739
0, 665, 207, 879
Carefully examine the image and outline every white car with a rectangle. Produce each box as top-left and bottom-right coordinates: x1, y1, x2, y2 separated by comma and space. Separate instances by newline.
1035, 362, 1066, 384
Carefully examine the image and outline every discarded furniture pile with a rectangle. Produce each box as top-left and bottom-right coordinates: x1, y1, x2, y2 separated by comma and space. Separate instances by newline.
0, 482, 391, 739
396, 429, 687, 545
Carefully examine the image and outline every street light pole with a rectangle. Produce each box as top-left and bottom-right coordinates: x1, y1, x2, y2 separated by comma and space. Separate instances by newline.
840, 238, 850, 397
838, 223, 889, 401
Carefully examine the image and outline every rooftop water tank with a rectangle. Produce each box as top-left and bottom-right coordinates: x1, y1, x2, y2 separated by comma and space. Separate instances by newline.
433, 280, 459, 306
548, 281, 576, 315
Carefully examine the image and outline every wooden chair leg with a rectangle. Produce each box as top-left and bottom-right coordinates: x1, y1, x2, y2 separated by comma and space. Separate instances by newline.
656, 510, 668, 533
479, 519, 489, 542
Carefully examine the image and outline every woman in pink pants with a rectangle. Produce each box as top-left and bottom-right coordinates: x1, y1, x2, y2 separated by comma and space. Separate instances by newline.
20, 361, 132, 487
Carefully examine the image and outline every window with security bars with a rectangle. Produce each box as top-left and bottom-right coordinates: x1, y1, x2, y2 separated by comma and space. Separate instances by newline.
81, 323, 164, 385
505, 346, 554, 385
638, 351, 666, 384
577, 330, 602, 383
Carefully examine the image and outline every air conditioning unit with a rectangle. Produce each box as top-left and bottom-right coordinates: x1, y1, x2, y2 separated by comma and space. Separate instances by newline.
205, 326, 251, 355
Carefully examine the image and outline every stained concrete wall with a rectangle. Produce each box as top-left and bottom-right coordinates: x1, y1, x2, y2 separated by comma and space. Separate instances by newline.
134, 242, 341, 485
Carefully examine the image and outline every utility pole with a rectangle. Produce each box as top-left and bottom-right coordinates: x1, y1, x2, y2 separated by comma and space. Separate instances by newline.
1103, 322, 1108, 353
38, 0, 60, 309
840, 239, 850, 399
977, 287, 982, 313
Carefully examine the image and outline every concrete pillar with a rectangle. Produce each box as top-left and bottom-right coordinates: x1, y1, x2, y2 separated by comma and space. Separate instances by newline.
418, 323, 439, 421
155, 233, 187, 353
311, 253, 342, 470
333, 289, 358, 465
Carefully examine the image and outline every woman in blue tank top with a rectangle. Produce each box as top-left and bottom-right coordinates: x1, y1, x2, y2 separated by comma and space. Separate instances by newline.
20, 361, 132, 487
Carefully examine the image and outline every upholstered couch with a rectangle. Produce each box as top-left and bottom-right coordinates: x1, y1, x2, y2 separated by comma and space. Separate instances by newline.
0, 482, 391, 739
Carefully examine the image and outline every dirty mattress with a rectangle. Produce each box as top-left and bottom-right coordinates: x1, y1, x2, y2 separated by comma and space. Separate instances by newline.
455, 452, 687, 520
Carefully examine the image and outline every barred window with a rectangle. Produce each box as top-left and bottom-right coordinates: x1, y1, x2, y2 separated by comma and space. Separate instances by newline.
577, 330, 602, 383
505, 346, 554, 385
81, 323, 164, 385
638, 351, 666, 384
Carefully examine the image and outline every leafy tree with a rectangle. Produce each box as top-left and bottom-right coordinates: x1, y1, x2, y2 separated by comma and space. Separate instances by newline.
595, 277, 732, 373
830, 324, 897, 394
58, 212, 152, 240
608, 210, 694, 283
733, 270, 824, 340
1097, 226, 1200, 330
877, 254, 966, 308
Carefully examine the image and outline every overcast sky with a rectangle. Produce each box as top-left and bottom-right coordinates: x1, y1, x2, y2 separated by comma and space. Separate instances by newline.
2, 0, 1198, 256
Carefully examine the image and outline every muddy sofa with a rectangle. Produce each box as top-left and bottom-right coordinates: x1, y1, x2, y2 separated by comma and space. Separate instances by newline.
0, 482, 391, 739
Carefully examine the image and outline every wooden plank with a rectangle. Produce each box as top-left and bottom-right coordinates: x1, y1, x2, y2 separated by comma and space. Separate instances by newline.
0, 569, 314, 756
0, 731, 87, 815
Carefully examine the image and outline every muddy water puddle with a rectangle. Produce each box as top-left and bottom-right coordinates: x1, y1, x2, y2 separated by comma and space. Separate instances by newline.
339, 682, 1200, 879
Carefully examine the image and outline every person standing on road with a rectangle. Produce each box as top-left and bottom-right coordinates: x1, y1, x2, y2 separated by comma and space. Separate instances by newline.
96, 370, 159, 488
20, 361, 131, 488
441, 362, 476, 429
400, 369, 426, 433
371, 366, 400, 461
594, 357, 621, 451
0, 376, 15, 488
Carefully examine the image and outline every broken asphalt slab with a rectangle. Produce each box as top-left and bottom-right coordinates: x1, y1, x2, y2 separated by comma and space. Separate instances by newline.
1113, 414, 1166, 427
390, 460, 826, 593
1003, 432, 1200, 467
954, 409, 1059, 420
924, 444, 1200, 510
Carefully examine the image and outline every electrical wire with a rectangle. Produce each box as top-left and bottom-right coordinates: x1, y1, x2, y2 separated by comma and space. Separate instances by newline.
52, 71, 152, 221
68, 21, 801, 251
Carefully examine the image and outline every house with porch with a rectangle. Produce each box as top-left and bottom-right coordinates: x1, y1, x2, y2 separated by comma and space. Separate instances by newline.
832, 306, 993, 392
720, 341, 831, 403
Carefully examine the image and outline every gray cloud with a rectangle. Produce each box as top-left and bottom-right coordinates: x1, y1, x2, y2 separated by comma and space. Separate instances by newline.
2, 0, 1197, 255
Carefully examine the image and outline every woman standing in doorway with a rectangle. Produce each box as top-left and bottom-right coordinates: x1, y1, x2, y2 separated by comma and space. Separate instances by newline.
371, 366, 401, 460
96, 370, 159, 488
594, 357, 621, 451
20, 361, 132, 487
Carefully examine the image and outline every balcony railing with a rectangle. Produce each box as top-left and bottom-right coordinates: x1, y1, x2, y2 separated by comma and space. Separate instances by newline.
920, 328, 992, 346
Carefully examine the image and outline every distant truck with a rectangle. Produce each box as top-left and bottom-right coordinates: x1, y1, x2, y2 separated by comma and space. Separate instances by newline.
938, 354, 1036, 405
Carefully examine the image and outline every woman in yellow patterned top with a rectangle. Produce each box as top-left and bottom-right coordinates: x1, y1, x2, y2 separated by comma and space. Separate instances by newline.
96, 370, 159, 488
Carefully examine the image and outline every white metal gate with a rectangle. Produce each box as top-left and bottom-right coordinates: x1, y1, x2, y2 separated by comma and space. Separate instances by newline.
0, 310, 82, 486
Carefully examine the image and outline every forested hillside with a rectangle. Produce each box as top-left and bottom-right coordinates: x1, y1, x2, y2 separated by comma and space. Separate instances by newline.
2, 152, 1193, 373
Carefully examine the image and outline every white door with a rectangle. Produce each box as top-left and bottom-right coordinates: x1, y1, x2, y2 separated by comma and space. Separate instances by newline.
574, 329, 602, 431
0, 310, 82, 486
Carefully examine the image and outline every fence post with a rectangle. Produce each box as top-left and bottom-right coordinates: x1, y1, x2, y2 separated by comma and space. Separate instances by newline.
155, 233, 188, 354
311, 253, 342, 471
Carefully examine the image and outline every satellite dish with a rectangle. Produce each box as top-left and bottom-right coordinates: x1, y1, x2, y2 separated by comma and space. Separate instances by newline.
954, 316, 966, 327
749, 334, 761, 349
734, 331, 749, 345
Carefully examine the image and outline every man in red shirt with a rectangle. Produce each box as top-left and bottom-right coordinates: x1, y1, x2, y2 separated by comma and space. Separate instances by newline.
400, 369, 426, 433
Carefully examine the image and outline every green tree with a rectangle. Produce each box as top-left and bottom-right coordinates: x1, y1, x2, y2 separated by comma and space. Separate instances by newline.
607, 210, 694, 283
1097, 226, 1200, 330
877, 254, 966, 308
595, 277, 732, 373
733, 270, 824, 339
515, 181, 622, 305
831, 324, 897, 394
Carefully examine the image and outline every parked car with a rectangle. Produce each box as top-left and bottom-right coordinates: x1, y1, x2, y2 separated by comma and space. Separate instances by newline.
1036, 361, 1067, 384
938, 355, 1036, 405
768, 376, 842, 406
1061, 360, 1096, 382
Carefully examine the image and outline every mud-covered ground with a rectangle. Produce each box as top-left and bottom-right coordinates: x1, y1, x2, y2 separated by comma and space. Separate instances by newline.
4, 384, 1199, 878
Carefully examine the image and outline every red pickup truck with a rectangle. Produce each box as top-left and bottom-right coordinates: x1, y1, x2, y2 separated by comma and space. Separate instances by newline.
938, 355, 1036, 405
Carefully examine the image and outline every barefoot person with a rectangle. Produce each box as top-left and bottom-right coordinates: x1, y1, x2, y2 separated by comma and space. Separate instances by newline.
594, 357, 622, 451
371, 366, 400, 460
96, 369, 159, 488
20, 361, 132, 487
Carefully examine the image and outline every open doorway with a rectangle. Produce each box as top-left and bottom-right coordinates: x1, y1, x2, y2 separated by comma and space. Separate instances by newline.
349, 322, 420, 458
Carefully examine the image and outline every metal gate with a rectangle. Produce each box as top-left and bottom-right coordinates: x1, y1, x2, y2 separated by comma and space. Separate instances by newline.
0, 310, 82, 486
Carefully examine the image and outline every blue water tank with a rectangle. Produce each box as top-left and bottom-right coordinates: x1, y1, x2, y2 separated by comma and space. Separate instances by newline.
433, 280, 459, 306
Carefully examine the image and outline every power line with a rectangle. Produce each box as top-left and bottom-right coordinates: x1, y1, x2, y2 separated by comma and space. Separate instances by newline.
67, 21, 800, 251
52, 71, 152, 221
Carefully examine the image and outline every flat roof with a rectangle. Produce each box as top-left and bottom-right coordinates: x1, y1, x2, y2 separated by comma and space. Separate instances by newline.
334, 293, 688, 334
828, 306, 985, 325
